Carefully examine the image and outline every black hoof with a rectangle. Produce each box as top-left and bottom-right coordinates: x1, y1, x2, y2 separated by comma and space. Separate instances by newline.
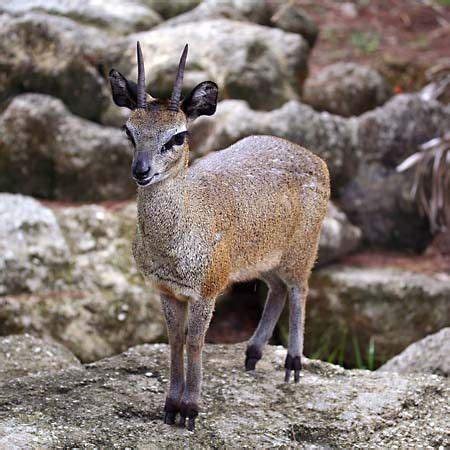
163, 411, 176, 425
179, 402, 199, 431
163, 398, 179, 425
245, 345, 262, 371
284, 354, 302, 383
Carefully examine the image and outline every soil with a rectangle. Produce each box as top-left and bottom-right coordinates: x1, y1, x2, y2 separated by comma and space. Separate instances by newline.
300, 0, 450, 91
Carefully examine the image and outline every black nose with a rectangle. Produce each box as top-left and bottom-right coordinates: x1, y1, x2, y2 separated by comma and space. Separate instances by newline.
132, 159, 151, 180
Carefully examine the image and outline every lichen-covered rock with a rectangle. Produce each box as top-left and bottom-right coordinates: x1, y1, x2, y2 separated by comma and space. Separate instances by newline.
318, 202, 361, 265
0, 343, 447, 447
356, 93, 450, 166
0, 0, 162, 34
306, 265, 450, 366
303, 63, 391, 117
339, 162, 431, 250
110, 19, 310, 110
0, 194, 70, 296
0, 13, 113, 121
190, 100, 357, 189
0, 194, 165, 362
142, 0, 201, 19
0, 94, 134, 201
378, 328, 450, 376
161, 0, 318, 46
0, 334, 81, 382
340, 94, 450, 249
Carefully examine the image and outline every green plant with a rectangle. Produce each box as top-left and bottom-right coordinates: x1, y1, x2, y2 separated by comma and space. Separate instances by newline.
397, 133, 450, 233
349, 30, 380, 54
309, 331, 378, 370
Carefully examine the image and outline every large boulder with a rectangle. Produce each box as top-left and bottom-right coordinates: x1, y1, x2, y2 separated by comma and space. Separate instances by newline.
109, 19, 310, 110
303, 63, 392, 117
0, 94, 134, 201
0, 334, 81, 382
0, 194, 165, 362
0, 194, 70, 295
190, 100, 357, 190
318, 202, 362, 265
161, 0, 318, 46
305, 265, 450, 367
0, 13, 113, 121
340, 94, 449, 249
0, 343, 447, 447
0, 0, 162, 34
378, 328, 450, 377
142, 0, 201, 19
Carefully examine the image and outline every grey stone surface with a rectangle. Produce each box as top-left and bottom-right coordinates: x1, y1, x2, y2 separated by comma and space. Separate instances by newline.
0, 343, 447, 447
318, 202, 362, 265
142, 0, 201, 19
161, 0, 318, 46
379, 328, 450, 376
0, 94, 134, 201
190, 99, 356, 189
0, 195, 165, 362
110, 19, 310, 110
0, 12, 113, 121
303, 62, 391, 117
0, 194, 70, 296
0, 0, 162, 34
0, 334, 81, 382
307, 265, 450, 364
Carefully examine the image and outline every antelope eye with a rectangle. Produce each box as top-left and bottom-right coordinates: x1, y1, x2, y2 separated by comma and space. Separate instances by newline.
161, 131, 187, 153
122, 125, 135, 146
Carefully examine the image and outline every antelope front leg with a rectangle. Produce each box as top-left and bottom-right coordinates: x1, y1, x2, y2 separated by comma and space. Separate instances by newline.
160, 294, 188, 425
179, 297, 215, 431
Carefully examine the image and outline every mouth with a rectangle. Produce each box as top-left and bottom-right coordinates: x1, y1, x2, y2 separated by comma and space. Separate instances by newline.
135, 173, 159, 187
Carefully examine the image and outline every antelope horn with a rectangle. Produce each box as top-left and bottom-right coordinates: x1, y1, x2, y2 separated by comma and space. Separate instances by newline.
136, 41, 146, 108
168, 44, 188, 111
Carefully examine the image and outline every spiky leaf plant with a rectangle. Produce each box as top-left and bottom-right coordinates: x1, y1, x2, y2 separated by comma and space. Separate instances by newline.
397, 133, 450, 233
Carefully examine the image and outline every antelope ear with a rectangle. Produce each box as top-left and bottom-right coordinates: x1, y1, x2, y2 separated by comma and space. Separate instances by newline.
109, 69, 138, 109
181, 81, 218, 120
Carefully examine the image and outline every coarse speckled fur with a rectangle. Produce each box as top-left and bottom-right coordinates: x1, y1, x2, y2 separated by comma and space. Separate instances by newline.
133, 132, 330, 301
109, 50, 330, 430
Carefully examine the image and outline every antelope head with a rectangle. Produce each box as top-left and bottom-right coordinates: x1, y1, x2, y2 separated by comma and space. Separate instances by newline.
109, 43, 218, 186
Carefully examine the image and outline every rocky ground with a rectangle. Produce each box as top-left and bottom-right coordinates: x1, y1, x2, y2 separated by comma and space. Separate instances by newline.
0, 335, 448, 448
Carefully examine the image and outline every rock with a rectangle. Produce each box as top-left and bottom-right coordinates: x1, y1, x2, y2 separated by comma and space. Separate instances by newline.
340, 94, 449, 249
339, 162, 431, 250
0, 343, 448, 447
318, 202, 362, 265
306, 265, 450, 367
356, 93, 449, 167
110, 19, 310, 110
190, 94, 449, 249
190, 100, 357, 190
0, 12, 113, 121
0, 194, 70, 296
161, 0, 318, 46
0, 94, 134, 201
268, 1, 318, 46
0, 334, 81, 382
142, 0, 201, 19
379, 328, 450, 376
303, 63, 392, 117
0, 0, 162, 34
0, 194, 165, 362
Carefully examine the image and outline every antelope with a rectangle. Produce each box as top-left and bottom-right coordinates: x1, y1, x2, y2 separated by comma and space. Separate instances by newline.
109, 42, 330, 431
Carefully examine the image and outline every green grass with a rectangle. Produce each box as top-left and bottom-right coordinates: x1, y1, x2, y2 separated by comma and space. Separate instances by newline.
309, 332, 379, 370
349, 30, 380, 54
